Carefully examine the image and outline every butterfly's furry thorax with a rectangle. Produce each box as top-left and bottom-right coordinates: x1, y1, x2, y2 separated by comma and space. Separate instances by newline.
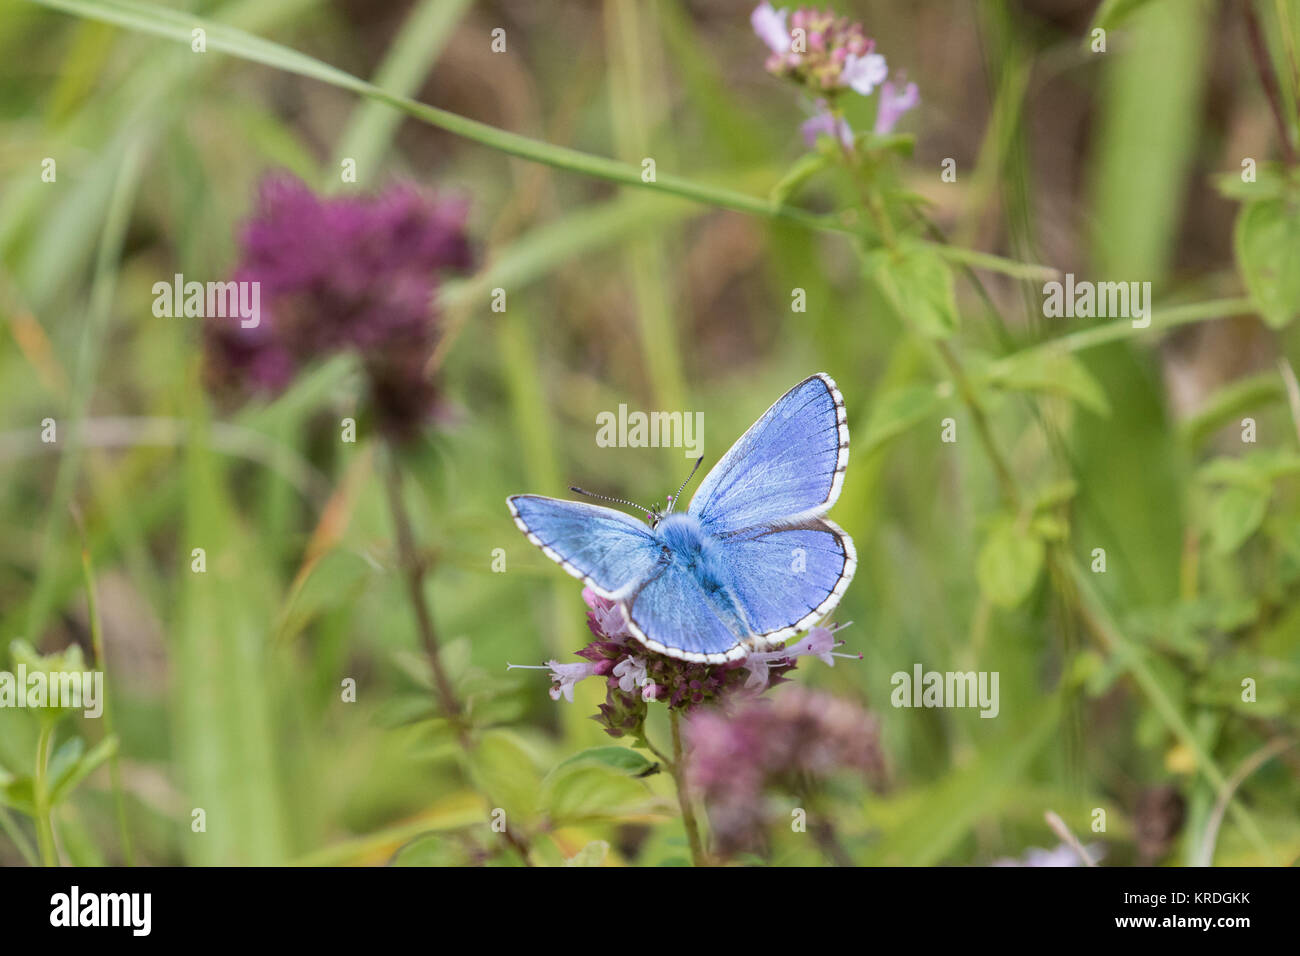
654, 513, 723, 578
651, 513, 752, 637
654, 511, 708, 551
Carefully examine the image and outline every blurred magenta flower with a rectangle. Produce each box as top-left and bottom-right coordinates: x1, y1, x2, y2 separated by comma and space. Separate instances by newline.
685, 687, 886, 856
873, 76, 920, 134
205, 174, 471, 440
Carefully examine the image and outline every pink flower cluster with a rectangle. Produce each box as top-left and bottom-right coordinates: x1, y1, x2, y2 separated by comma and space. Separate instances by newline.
511, 589, 859, 741
751, 3, 919, 148
685, 686, 886, 856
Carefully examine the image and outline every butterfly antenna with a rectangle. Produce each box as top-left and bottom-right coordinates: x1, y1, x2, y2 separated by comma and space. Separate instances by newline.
570, 486, 658, 523
666, 457, 704, 514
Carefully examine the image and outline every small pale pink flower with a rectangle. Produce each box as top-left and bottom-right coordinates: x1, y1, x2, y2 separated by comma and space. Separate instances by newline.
613, 655, 650, 693
801, 102, 854, 149
841, 51, 888, 95
741, 624, 861, 690
751, 2, 791, 54
545, 660, 601, 702
874, 77, 920, 134
582, 587, 632, 641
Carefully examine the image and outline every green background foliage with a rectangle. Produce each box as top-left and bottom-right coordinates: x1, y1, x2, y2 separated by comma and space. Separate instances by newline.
0, 0, 1297, 866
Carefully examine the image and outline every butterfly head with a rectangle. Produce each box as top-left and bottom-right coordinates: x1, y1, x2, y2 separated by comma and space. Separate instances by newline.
569, 456, 705, 529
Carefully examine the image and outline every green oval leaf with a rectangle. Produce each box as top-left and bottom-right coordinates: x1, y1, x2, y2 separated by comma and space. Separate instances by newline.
1204, 483, 1270, 555
870, 242, 960, 340
976, 517, 1045, 609
1235, 197, 1300, 329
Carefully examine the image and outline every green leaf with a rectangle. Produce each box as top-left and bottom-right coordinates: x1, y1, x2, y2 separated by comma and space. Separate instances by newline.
549, 746, 655, 778
1199, 450, 1300, 486
1089, 0, 1159, 32
1030, 514, 1069, 542
0, 773, 36, 816
1204, 482, 1270, 555
769, 151, 832, 205
469, 729, 546, 826
49, 736, 118, 806
1235, 197, 1300, 328
45, 737, 85, 797
990, 350, 1110, 416
1179, 372, 1286, 447
1031, 479, 1079, 511
542, 767, 657, 825
541, 747, 659, 825
976, 517, 1045, 608
859, 131, 916, 157
1212, 163, 1288, 201
871, 242, 960, 340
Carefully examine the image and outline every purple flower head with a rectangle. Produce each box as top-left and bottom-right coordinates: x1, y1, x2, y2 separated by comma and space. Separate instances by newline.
685, 687, 886, 857
513, 589, 821, 740
205, 174, 471, 440
874, 76, 920, 134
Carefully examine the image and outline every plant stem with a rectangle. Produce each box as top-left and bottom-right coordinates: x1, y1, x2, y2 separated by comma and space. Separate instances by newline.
935, 339, 1021, 508
0, 807, 38, 866
1241, 0, 1298, 166
989, 298, 1255, 376
669, 708, 708, 866
33, 723, 58, 867
80, 541, 134, 865
884, 222, 1275, 858
1197, 736, 1295, 866
381, 444, 534, 864
381, 445, 465, 735
797, 779, 854, 866
32, 0, 1058, 281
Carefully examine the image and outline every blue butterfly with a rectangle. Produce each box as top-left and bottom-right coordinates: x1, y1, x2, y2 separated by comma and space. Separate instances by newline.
508, 373, 855, 663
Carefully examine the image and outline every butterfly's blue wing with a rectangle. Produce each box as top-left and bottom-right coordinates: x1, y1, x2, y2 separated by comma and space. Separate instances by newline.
623, 560, 752, 664
507, 495, 664, 599
688, 373, 848, 534
719, 519, 855, 644
687, 373, 855, 644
